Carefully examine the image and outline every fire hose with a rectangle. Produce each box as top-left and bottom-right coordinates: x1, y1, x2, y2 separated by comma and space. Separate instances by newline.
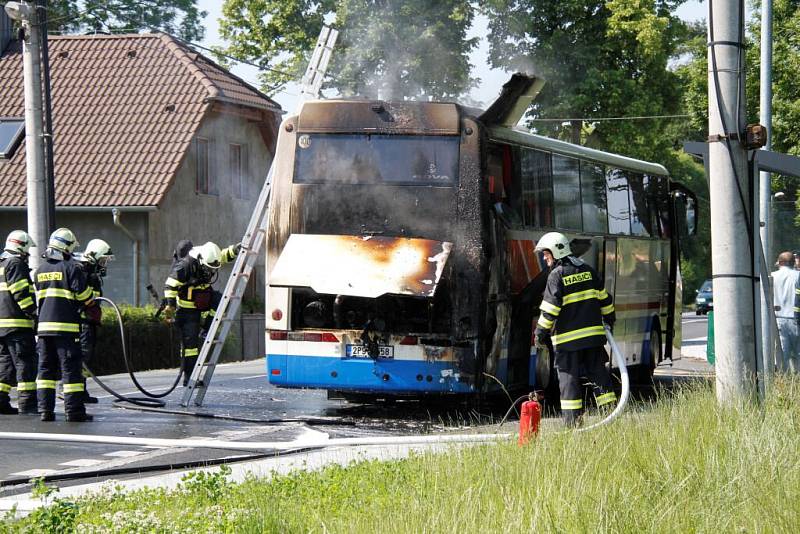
84, 296, 181, 408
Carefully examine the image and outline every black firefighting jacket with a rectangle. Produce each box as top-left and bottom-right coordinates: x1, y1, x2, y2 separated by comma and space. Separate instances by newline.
77, 261, 104, 299
0, 253, 36, 336
535, 256, 615, 352
163, 245, 237, 310
34, 253, 95, 336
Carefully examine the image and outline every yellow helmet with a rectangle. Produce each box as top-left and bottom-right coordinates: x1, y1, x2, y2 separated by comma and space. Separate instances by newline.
4, 230, 35, 255
48, 227, 79, 254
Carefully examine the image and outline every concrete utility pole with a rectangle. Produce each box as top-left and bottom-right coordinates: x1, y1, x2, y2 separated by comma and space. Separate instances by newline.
708, 0, 758, 403
5, 1, 48, 268
759, 0, 775, 377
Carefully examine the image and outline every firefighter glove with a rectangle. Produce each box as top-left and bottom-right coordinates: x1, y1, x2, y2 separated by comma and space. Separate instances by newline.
533, 330, 550, 349
604, 319, 615, 334
162, 305, 176, 324
233, 243, 243, 255
84, 303, 102, 325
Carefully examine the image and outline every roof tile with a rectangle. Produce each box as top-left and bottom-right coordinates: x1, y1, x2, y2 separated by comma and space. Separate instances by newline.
0, 33, 280, 207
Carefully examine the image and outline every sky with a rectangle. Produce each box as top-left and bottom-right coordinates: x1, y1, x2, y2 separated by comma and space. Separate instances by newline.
196, 1, 707, 112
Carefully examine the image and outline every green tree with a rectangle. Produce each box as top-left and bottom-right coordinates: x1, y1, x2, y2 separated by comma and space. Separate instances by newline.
679, 1, 800, 252
482, 0, 690, 161
44, 0, 206, 41
219, 0, 478, 99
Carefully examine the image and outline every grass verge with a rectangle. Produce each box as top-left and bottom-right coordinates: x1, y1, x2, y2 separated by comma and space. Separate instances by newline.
3, 378, 800, 533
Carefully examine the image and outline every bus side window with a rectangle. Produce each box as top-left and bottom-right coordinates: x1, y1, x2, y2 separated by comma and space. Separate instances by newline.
629, 173, 652, 237
645, 174, 668, 238
606, 168, 632, 235
580, 161, 608, 233
552, 154, 582, 231
518, 147, 553, 228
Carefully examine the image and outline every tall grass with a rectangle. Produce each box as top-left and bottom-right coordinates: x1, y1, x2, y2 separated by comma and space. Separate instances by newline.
4, 379, 800, 533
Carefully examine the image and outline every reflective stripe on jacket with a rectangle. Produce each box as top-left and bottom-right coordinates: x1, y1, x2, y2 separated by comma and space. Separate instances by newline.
34, 256, 93, 336
535, 257, 615, 351
0, 255, 36, 336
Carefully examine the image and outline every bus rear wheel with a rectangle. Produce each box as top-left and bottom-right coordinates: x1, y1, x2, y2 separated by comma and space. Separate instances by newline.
632, 326, 660, 385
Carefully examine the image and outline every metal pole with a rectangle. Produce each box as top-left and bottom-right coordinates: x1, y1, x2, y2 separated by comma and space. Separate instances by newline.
6, 2, 48, 269
37, 0, 56, 234
759, 0, 775, 379
708, 0, 758, 404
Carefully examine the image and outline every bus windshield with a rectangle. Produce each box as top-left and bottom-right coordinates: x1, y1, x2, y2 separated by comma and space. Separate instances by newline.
294, 133, 459, 186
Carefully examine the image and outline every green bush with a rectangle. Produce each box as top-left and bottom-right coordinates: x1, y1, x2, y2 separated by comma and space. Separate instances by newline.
91, 304, 181, 375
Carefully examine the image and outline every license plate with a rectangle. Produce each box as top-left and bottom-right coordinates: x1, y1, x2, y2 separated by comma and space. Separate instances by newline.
345, 344, 394, 359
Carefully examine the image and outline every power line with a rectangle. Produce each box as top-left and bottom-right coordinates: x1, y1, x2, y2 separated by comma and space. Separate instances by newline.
530, 114, 692, 122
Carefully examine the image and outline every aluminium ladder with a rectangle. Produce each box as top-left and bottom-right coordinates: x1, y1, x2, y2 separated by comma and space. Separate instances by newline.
181, 26, 339, 407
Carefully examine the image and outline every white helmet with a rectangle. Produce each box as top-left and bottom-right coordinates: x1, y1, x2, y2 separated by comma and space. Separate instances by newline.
189, 241, 222, 270
82, 239, 114, 266
535, 232, 572, 260
4, 230, 35, 256
48, 227, 79, 254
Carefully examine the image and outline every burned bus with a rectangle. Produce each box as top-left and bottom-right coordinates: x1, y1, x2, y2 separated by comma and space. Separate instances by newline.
264, 74, 697, 399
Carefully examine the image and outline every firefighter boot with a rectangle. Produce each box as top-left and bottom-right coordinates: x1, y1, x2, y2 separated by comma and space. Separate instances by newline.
0, 396, 18, 415
38, 387, 56, 421
16, 389, 38, 415
82, 378, 98, 404
182, 355, 198, 386
66, 412, 94, 422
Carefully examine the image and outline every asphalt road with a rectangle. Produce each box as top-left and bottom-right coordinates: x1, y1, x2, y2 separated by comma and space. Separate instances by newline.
0, 314, 713, 494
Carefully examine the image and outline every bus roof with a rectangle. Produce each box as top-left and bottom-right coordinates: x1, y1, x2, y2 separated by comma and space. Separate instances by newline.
486, 125, 670, 177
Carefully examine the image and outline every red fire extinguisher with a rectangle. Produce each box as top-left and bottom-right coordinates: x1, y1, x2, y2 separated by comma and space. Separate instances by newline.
518, 397, 541, 445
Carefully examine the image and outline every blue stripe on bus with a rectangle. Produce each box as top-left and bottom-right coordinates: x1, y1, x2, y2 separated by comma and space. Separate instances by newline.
266, 354, 475, 394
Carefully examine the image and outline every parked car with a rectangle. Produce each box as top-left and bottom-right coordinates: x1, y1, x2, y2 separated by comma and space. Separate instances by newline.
695, 279, 713, 315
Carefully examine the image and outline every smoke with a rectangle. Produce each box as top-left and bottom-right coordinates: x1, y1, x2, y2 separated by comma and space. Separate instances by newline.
328, 1, 478, 102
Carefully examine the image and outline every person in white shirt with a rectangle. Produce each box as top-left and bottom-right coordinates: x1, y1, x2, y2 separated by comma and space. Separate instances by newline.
773, 251, 800, 372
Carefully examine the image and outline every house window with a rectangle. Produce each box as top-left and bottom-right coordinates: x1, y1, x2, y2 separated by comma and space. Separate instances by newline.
230, 143, 244, 198
0, 118, 24, 159
195, 137, 212, 195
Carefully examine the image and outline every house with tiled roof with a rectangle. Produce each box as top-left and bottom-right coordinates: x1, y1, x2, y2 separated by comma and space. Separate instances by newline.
0, 27, 281, 308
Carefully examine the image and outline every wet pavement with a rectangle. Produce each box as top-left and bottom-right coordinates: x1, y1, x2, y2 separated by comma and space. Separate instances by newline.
0, 324, 713, 495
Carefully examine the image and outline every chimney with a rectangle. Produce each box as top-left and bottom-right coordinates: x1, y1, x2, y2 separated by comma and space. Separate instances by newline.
0, 7, 12, 55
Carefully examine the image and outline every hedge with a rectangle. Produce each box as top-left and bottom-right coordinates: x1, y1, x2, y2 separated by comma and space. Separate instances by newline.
90, 304, 182, 375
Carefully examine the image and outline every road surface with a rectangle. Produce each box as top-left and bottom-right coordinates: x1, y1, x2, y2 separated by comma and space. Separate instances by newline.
0, 313, 712, 496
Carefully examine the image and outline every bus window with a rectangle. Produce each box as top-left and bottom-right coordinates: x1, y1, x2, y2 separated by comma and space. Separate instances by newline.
606, 168, 632, 235
629, 173, 652, 237
518, 147, 553, 228
552, 154, 582, 230
580, 161, 608, 234
644, 174, 667, 238
294, 134, 459, 186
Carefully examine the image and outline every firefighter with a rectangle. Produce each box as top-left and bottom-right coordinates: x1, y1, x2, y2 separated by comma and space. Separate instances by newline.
163, 241, 240, 385
0, 230, 38, 415
76, 239, 114, 403
35, 228, 98, 422
533, 232, 616, 427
